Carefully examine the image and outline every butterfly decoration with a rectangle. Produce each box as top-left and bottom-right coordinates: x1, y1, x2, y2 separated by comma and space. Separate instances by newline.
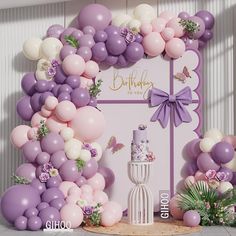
174, 66, 191, 83
106, 136, 125, 154
205, 169, 227, 182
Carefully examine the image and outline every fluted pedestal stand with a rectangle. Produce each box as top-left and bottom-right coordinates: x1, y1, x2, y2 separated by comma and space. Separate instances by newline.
128, 161, 153, 225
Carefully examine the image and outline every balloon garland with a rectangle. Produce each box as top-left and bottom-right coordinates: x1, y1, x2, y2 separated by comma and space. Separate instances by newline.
1, 3, 214, 231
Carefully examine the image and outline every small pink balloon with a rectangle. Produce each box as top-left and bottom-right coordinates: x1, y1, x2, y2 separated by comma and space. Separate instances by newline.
195, 171, 206, 181
66, 195, 79, 204
46, 115, 67, 133
83, 60, 99, 79
55, 101, 76, 122
68, 186, 82, 197
223, 135, 236, 148
27, 127, 38, 140
165, 37, 185, 59
87, 173, 105, 191
169, 195, 184, 220
93, 190, 108, 205
101, 210, 117, 227
80, 76, 94, 88
45, 96, 58, 111
159, 11, 176, 21
140, 23, 153, 35
81, 193, 93, 204
81, 184, 93, 194
10, 125, 31, 148
161, 27, 175, 41
31, 112, 47, 127
151, 17, 167, 33
62, 54, 86, 76
41, 105, 52, 117
59, 181, 77, 197
103, 201, 122, 222
142, 32, 165, 57
166, 17, 184, 37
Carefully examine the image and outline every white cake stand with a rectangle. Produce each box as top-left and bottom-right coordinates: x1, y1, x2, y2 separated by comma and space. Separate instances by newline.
128, 161, 153, 225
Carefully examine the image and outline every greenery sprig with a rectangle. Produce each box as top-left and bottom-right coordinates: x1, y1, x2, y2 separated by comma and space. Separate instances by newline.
89, 79, 103, 98
76, 158, 85, 171
83, 203, 102, 227
179, 19, 199, 38
64, 35, 79, 48
37, 120, 49, 140
11, 174, 30, 185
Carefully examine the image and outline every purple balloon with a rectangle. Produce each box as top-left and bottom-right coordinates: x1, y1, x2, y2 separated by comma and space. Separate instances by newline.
40, 92, 53, 105
14, 216, 27, 230
58, 92, 71, 102
71, 87, 90, 107
30, 93, 43, 112
182, 36, 199, 50
38, 207, 60, 227
60, 27, 77, 44
104, 25, 121, 37
185, 139, 202, 160
231, 172, 236, 185
30, 178, 46, 195
76, 176, 87, 187
48, 81, 56, 91
77, 4, 112, 31
21, 73, 37, 96
77, 46, 92, 62
27, 216, 42, 231
71, 29, 84, 41
183, 210, 200, 227
187, 16, 205, 39
135, 34, 143, 43
58, 84, 72, 94
83, 26, 95, 36
24, 207, 39, 218
47, 24, 64, 39
36, 152, 50, 165
46, 175, 62, 188
35, 80, 50, 93
178, 11, 190, 20
104, 55, 118, 66
198, 40, 206, 50
37, 202, 49, 211
16, 163, 36, 181
211, 141, 234, 164
41, 132, 64, 155
98, 166, 115, 188
49, 198, 65, 210
124, 42, 144, 63
79, 34, 95, 48
52, 84, 61, 97
16, 96, 34, 121
50, 150, 68, 169
59, 160, 81, 182
106, 35, 126, 56
94, 30, 108, 42
41, 187, 64, 203
22, 140, 42, 163
65, 75, 81, 89
219, 167, 233, 181
60, 45, 77, 61
197, 153, 220, 172
200, 29, 213, 42
82, 158, 98, 179
185, 161, 198, 176
117, 55, 128, 67
54, 65, 67, 84
92, 42, 108, 62
88, 97, 97, 107
195, 10, 215, 29
1, 185, 41, 223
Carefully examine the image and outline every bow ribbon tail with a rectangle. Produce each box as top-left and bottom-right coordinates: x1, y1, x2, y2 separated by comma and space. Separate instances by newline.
173, 101, 192, 127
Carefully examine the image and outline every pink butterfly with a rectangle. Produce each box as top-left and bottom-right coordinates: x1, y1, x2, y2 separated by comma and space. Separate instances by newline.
205, 169, 227, 182
174, 66, 191, 83
106, 136, 125, 154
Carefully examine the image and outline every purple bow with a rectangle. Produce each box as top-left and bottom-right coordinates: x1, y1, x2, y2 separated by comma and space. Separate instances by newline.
150, 86, 192, 128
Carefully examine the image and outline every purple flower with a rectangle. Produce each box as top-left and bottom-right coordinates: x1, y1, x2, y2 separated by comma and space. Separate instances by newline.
216, 172, 227, 181
120, 28, 129, 37
42, 162, 53, 173
47, 66, 56, 77
83, 143, 92, 150
205, 169, 216, 180
39, 172, 50, 183
90, 148, 97, 158
120, 27, 136, 44
82, 206, 94, 216
51, 59, 59, 68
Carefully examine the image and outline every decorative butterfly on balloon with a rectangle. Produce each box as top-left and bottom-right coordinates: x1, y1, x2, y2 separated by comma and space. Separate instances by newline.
174, 66, 191, 83
106, 136, 125, 154
205, 169, 227, 182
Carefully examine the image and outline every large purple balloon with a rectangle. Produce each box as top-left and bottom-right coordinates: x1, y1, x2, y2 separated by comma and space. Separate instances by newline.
82, 158, 98, 179
54, 65, 67, 84
22, 140, 42, 163
211, 141, 234, 164
41, 187, 64, 203
60, 45, 77, 61
98, 166, 115, 188
124, 42, 144, 63
16, 96, 34, 121
41, 132, 64, 155
195, 10, 215, 29
71, 87, 90, 107
30, 178, 46, 195
1, 185, 41, 223
92, 42, 108, 62
16, 163, 36, 181
47, 24, 65, 39
30, 93, 43, 112
60, 160, 81, 182
187, 16, 205, 39
197, 153, 220, 172
21, 73, 36, 96
35, 80, 50, 93
14, 216, 27, 230
185, 139, 201, 160
50, 150, 68, 169
38, 207, 61, 227
219, 167, 233, 181
77, 4, 112, 31
106, 35, 127, 56
49, 198, 65, 210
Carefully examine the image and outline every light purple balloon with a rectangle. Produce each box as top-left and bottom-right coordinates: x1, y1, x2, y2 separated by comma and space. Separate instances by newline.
1, 185, 41, 223
187, 16, 205, 39
16, 163, 36, 181
58, 92, 71, 102
24, 207, 39, 218
46, 24, 65, 39
58, 84, 73, 95
14, 216, 27, 230
59, 160, 81, 182
88, 97, 97, 107
50, 150, 68, 169
104, 25, 121, 37
16, 96, 34, 121
40, 92, 53, 105
106, 35, 126, 56
71, 30, 84, 41
104, 55, 118, 66
200, 29, 213, 42
77, 46, 92, 62
22, 140, 42, 163
27, 216, 42, 231
41, 132, 64, 155
197, 153, 220, 172
21, 73, 37, 96
38, 207, 60, 227
36, 152, 50, 165
117, 55, 128, 67
30, 93, 43, 112
60, 27, 77, 44
71, 87, 90, 107
30, 178, 46, 195
77, 3, 112, 31
124, 42, 144, 63
60, 45, 77, 60
76, 176, 87, 187
198, 40, 206, 50
184, 161, 198, 176
94, 30, 108, 42
65, 75, 81, 89
219, 167, 233, 181
184, 37, 199, 50
231, 172, 236, 185
83, 26, 95, 36
82, 158, 98, 179
35, 80, 50, 93
98, 166, 115, 188
48, 81, 56, 91
37, 202, 49, 211
41, 187, 64, 203
49, 198, 65, 210
52, 84, 61, 97
195, 10, 215, 29
185, 138, 201, 160
183, 210, 200, 227
79, 34, 95, 48
46, 175, 62, 188
54, 65, 67, 84
135, 34, 143, 43
92, 42, 108, 62
178, 11, 190, 20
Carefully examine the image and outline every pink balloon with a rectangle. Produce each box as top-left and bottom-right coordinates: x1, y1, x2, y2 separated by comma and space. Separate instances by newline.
87, 173, 105, 191
31, 112, 47, 127
68, 186, 82, 197
27, 127, 38, 140
165, 38, 185, 59
45, 96, 58, 111
59, 181, 77, 197
169, 195, 184, 220
60, 204, 83, 228
55, 101, 76, 122
46, 115, 67, 133
93, 190, 108, 205
223, 135, 236, 148
195, 171, 206, 181
83, 60, 99, 79
62, 54, 86, 76
151, 17, 167, 33
41, 105, 52, 117
69, 106, 106, 142
80, 193, 93, 204
101, 210, 117, 227
140, 23, 153, 35
166, 17, 184, 37
81, 184, 93, 194
161, 27, 175, 41
10, 125, 30, 148
103, 201, 122, 222
142, 32, 165, 57
80, 76, 94, 88
159, 11, 176, 22
66, 195, 79, 204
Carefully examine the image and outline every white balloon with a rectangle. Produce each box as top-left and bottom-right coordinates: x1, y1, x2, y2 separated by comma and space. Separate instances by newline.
40, 37, 63, 60
217, 181, 233, 194
204, 128, 223, 143
64, 138, 82, 153
66, 145, 81, 160
90, 142, 103, 162
112, 14, 132, 27
80, 76, 94, 88
23, 37, 42, 60
80, 149, 91, 162
35, 70, 49, 81
224, 153, 236, 171
139, 15, 154, 24
199, 137, 216, 152
60, 127, 74, 141
128, 19, 141, 31
133, 4, 156, 21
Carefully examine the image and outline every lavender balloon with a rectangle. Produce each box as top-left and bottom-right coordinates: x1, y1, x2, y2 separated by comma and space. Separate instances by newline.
46, 24, 64, 38
14, 216, 27, 230
200, 29, 213, 42
178, 11, 190, 20
59, 160, 81, 182
195, 10, 215, 29
124, 42, 144, 63
117, 55, 128, 67
104, 55, 118, 66
71, 87, 90, 107
135, 34, 143, 43
182, 36, 199, 50
16, 96, 34, 121
82, 158, 98, 179
22, 140, 42, 163
36, 152, 50, 165
16, 163, 36, 181
71, 29, 84, 40
76, 176, 87, 187
60, 45, 77, 61
65, 75, 81, 89
35, 80, 49, 93
184, 161, 198, 176
41, 187, 64, 203
231, 172, 236, 185
94, 30, 108, 42
40, 92, 53, 105
58, 84, 73, 95
92, 42, 108, 62
58, 92, 71, 102
60, 27, 77, 44
88, 97, 98, 107
79, 34, 95, 48
24, 207, 39, 218
30, 93, 43, 112
197, 153, 220, 172
98, 166, 115, 188
27, 216, 42, 231
52, 84, 61, 97
185, 138, 201, 160
21, 73, 37, 96
38, 207, 61, 227
49, 198, 65, 210
48, 81, 56, 91
183, 210, 200, 227
219, 167, 233, 181
77, 46, 92, 62
104, 25, 120, 37
30, 178, 46, 195
54, 65, 67, 84
83, 26, 95, 36
46, 175, 62, 188
106, 35, 126, 56
37, 202, 49, 211
187, 16, 205, 39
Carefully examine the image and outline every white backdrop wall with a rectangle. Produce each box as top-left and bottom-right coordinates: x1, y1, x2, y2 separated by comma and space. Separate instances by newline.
0, 0, 235, 194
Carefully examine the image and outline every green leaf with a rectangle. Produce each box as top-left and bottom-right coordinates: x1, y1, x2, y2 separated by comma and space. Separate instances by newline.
37, 120, 49, 140
89, 79, 103, 98
64, 35, 79, 48
11, 174, 30, 185
76, 159, 85, 171
179, 19, 199, 38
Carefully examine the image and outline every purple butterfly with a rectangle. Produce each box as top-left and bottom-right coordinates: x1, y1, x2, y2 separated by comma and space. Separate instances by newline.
106, 136, 125, 154
205, 169, 227, 182
174, 66, 191, 83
